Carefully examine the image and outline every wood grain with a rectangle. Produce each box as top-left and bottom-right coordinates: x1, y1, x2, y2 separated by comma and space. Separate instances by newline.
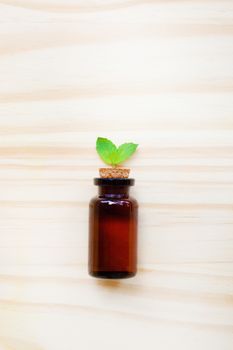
0, 0, 233, 349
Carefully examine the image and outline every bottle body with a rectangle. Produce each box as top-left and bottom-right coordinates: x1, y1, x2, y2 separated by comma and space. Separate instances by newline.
88, 178, 138, 279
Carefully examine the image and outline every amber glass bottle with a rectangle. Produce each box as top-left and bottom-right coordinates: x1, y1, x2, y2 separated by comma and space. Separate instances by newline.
88, 178, 138, 279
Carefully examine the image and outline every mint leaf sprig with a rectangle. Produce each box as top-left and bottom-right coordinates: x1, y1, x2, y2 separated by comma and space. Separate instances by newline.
96, 137, 138, 167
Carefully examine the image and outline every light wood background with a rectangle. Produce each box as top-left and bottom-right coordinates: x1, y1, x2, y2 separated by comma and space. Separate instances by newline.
0, 1, 233, 349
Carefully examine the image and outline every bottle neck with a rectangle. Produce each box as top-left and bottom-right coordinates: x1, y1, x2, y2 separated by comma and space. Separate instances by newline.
98, 185, 130, 198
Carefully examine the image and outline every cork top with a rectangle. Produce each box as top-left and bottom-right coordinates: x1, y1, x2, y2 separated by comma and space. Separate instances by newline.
99, 167, 130, 179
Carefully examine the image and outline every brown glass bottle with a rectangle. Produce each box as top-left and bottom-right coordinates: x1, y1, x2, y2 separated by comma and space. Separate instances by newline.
88, 178, 138, 279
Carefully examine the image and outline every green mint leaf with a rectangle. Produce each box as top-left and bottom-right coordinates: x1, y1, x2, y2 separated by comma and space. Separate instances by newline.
96, 137, 118, 165
115, 142, 138, 165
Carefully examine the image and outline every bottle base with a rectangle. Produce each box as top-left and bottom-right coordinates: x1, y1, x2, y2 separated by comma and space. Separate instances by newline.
89, 271, 136, 279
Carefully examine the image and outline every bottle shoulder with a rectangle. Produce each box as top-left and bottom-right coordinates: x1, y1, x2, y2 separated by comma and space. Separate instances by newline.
129, 196, 138, 208
89, 196, 99, 207
89, 195, 138, 208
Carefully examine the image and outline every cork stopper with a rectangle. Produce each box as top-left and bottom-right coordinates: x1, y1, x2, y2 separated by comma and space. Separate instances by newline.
99, 167, 130, 179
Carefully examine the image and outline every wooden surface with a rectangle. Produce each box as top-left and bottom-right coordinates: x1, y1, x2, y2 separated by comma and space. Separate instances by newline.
0, 1, 233, 349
